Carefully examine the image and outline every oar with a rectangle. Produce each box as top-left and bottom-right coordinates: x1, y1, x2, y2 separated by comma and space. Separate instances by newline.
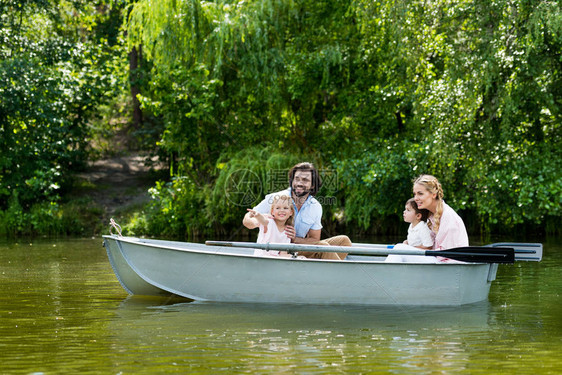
205, 241, 515, 264
354, 242, 543, 262
485, 242, 543, 262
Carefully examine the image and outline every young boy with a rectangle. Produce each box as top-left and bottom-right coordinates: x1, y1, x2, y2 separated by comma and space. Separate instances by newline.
402, 198, 433, 249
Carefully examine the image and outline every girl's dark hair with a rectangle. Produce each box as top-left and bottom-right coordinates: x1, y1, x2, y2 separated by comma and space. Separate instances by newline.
288, 162, 322, 196
407, 198, 430, 222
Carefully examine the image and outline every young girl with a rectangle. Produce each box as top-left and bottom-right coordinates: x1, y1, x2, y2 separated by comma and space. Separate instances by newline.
246, 194, 294, 257
402, 198, 433, 249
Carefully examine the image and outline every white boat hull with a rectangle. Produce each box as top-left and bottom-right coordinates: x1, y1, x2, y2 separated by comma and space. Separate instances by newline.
103, 235, 498, 306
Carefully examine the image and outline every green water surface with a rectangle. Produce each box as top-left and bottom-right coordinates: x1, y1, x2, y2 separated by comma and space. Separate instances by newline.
0, 237, 560, 374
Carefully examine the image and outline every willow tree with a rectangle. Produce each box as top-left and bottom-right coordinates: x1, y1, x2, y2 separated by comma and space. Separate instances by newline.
129, 0, 291, 181
125, 0, 367, 236
127, 0, 560, 237
336, 0, 561, 233
126, 0, 370, 172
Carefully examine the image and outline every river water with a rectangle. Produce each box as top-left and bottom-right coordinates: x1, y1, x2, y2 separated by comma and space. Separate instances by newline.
1, 236, 560, 374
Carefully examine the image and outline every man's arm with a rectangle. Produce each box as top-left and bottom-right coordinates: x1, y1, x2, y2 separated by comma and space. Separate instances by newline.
292, 228, 321, 244
288, 198, 323, 244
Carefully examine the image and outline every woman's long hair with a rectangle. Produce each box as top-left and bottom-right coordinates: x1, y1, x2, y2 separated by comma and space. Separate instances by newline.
414, 175, 444, 233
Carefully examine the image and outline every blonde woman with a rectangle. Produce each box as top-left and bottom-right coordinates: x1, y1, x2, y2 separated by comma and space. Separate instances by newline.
413, 175, 469, 250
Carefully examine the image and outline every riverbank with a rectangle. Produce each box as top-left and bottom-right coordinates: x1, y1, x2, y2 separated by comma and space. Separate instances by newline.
77, 154, 162, 216
73, 153, 166, 235
0, 152, 166, 238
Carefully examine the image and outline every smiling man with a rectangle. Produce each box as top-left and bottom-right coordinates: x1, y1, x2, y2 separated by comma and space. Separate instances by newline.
243, 162, 351, 260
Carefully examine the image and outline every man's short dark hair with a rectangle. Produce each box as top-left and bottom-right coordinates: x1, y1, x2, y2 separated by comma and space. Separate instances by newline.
288, 162, 322, 196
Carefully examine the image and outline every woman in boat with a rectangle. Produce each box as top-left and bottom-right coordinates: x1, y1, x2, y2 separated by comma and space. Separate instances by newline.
246, 194, 294, 257
413, 174, 469, 250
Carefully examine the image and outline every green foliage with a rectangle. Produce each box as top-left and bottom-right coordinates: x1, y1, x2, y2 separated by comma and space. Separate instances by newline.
129, 0, 562, 235
0, 55, 89, 204
341, 0, 561, 233
0, 192, 103, 237
3, 0, 561, 237
124, 147, 306, 238
124, 177, 211, 238
335, 139, 424, 229
126, 0, 560, 237
128, 0, 369, 163
0, 0, 128, 234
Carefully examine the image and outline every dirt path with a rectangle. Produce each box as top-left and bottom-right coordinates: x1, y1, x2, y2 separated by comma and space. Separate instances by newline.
77, 154, 164, 218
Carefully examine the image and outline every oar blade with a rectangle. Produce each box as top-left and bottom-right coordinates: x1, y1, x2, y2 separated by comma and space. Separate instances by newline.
435, 247, 515, 264
486, 242, 543, 262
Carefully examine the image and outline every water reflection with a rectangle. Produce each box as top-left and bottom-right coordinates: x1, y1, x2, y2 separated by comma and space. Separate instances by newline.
106, 298, 493, 373
117, 297, 493, 330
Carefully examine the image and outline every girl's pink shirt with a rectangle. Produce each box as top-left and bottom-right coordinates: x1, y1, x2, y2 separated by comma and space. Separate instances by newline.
257, 218, 291, 244
254, 218, 291, 257
429, 201, 469, 250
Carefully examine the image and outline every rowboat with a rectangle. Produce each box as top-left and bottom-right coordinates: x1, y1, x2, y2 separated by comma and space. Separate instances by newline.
102, 234, 542, 306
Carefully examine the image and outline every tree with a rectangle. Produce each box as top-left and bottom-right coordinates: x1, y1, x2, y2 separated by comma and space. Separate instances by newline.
125, 0, 561, 237
0, 0, 127, 234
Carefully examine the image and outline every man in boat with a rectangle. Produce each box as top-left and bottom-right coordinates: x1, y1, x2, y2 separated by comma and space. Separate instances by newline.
243, 162, 351, 260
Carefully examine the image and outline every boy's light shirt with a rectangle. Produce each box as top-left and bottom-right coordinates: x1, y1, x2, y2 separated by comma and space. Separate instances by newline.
407, 221, 433, 248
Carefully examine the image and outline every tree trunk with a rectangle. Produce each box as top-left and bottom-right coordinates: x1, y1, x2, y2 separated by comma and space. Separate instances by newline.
129, 45, 143, 129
